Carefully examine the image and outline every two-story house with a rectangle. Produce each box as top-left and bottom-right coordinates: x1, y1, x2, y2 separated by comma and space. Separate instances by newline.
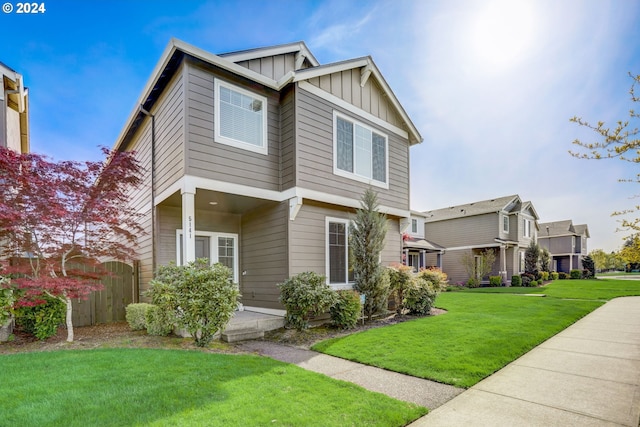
423, 195, 539, 285
538, 220, 590, 273
0, 62, 29, 153
402, 211, 444, 272
112, 39, 422, 316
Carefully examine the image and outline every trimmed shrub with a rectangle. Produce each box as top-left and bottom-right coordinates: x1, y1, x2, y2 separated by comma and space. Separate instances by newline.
279, 271, 337, 331
530, 280, 538, 287
330, 290, 361, 329
521, 273, 534, 287
125, 303, 153, 331
387, 264, 414, 314
558, 272, 568, 280
147, 259, 240, 347
540, 271, 549, 281
551, 272, 559, 280
404, 268, 448, 315
145, 304, 174, 336
15, 296, 65, 340
489, 276, 503, 287
511, 275, 522, 286
466, 277, 480, 288
570, 269, 582, 279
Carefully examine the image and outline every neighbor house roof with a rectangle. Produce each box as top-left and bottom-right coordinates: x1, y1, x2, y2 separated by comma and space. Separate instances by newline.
539, 220, 590, 238
423, 195, 539, 222
114, 38, 423, 152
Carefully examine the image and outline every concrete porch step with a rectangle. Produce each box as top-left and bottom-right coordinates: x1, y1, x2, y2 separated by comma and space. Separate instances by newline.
222, 327, 264, 343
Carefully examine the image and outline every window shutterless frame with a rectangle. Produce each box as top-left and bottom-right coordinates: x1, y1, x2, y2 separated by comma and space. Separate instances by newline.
214, 78, 268, 155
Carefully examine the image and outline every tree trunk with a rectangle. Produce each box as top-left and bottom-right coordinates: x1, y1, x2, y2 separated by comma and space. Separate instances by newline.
65, 294, 74, 342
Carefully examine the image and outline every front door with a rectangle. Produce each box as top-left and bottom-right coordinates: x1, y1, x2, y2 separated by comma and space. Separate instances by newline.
177, 231, 239, 282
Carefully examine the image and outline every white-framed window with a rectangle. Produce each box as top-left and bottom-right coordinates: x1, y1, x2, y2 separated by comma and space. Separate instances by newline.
176, 230, 239, 282
503, 215, 509, 233
411, 219, 418, 234
333, 111, 388, 188
523, 218, 531, 238
214, 79, 268, 155
326, 217, 354, 287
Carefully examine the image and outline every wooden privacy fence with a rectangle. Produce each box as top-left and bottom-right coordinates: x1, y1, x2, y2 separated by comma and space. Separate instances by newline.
72, 261, 139, 327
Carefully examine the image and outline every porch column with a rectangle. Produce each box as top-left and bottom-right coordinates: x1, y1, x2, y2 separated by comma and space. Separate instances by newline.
437, 252, 443, 269
500, 245, 507, 283
182, 189, 196, 264
420, 250, 426, 269
569, 255, 573, 271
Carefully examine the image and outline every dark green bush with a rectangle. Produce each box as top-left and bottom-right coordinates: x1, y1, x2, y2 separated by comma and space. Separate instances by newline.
15, 296, 65, 340
511, 275, 522, 286
559, 272, 568, 280
279, 271, 337, 331
489, 276, 502, 287
125, 303, 153, 331
145, 304, 174, 336
551, 272, 559, 280
466, 277, 480, 288
570, 269, 582, 279
330, 290, 361, 329
582, 256, 595, 278
521, 273, 534, 287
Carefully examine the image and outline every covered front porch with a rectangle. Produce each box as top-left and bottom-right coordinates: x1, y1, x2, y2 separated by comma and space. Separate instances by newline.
403, 237, 445, 272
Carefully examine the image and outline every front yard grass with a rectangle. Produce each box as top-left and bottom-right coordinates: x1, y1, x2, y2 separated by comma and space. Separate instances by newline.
0, 348, 426, 427
312, 293, 601, 388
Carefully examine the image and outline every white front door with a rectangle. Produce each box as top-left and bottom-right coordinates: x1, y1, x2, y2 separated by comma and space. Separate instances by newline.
177, 230, 239, 282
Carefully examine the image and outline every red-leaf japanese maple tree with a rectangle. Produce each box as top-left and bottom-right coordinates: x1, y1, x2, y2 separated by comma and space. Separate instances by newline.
0, 147, 144, 341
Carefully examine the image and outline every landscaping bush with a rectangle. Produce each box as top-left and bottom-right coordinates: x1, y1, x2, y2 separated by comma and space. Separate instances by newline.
330, 290, 361, 329
489, 275, 503, 287
145, 304, 174, 336
404, 268, 448, 315
15, 296, 65, 340
582, 256, 595, 278
511, 275, 522, 286
125, 303, 153, 331
570, 269, 582, 279
147, 259, 240, 347
521, 273, 534, 287
387, 264, 414, 314
530, 280, 538, 287
279, 271, 337, 331
466, 277, 480, 288
551, 272, 559, 280
558, 272, 568, 280
540, 271, 549, 281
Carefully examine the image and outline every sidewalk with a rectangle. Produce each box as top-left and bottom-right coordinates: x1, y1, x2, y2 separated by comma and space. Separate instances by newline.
413, 296, 640, 426
238, 339, 464, 409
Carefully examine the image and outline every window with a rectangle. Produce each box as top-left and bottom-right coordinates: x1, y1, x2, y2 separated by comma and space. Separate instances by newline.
411, 219, 418, 234
214, 79, 268, 155
523, 218, 531, 238
334, 112, 388, 188
326, 218, 354, 286
503, 215, 509, 233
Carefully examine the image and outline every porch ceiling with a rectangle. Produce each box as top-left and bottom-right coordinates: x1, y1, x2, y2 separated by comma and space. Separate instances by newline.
160, 189, 276, 214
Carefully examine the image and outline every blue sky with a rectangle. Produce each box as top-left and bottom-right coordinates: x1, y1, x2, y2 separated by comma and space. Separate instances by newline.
2, 0, 640, 253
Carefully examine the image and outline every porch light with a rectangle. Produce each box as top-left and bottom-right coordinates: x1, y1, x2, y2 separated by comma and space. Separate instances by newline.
209, 201, 218, 206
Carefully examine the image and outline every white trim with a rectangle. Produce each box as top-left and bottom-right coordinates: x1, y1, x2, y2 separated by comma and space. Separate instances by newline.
176, 229, 239, 282
325, 217, 354, 288
333, 111, 389, 190
502, 214, 510, 233
300, 81, 409, 140
157, 175, 411, 218
445, 243, 502, 251
242, 306, 286, 317
214, 79, 268, 155
221, 42, 319, 67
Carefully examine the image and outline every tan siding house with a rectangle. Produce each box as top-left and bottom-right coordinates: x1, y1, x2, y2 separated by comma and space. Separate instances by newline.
0, 62, 29, 154
538, 220, 590, 273
112, 39, 422, 316
423, 195, 539, 285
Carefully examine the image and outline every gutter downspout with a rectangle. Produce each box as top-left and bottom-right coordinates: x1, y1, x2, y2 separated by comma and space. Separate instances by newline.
139, 106, 157, 278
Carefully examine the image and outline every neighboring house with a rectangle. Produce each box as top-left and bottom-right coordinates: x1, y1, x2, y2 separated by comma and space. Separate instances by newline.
0, 62, 29, 153
401, 211, 444, 272
538, 220, 590, 273
423, 195, 539, 285
112, 39, 422, 316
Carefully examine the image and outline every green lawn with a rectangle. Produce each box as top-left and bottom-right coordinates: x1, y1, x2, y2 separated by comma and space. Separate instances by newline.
312, 293, 601, 388
467, 278, 640, 300
0, 349, 426, 427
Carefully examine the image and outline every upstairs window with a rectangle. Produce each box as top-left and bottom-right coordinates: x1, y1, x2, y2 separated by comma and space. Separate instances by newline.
503, 215, 509, 233
334, 112, 388, 188
411, 219, 418, 234
523, 218, 531, 238
214, 79, 268, 155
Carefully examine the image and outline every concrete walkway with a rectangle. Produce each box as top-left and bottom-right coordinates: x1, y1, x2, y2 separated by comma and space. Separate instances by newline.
414, 296, 640, 426
237, 340, 464, 410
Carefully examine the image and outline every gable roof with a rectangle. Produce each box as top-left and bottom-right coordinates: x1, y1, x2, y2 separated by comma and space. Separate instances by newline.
539, 220, 590, 238
114, 38, 422, 151
423, 195, 540, 222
